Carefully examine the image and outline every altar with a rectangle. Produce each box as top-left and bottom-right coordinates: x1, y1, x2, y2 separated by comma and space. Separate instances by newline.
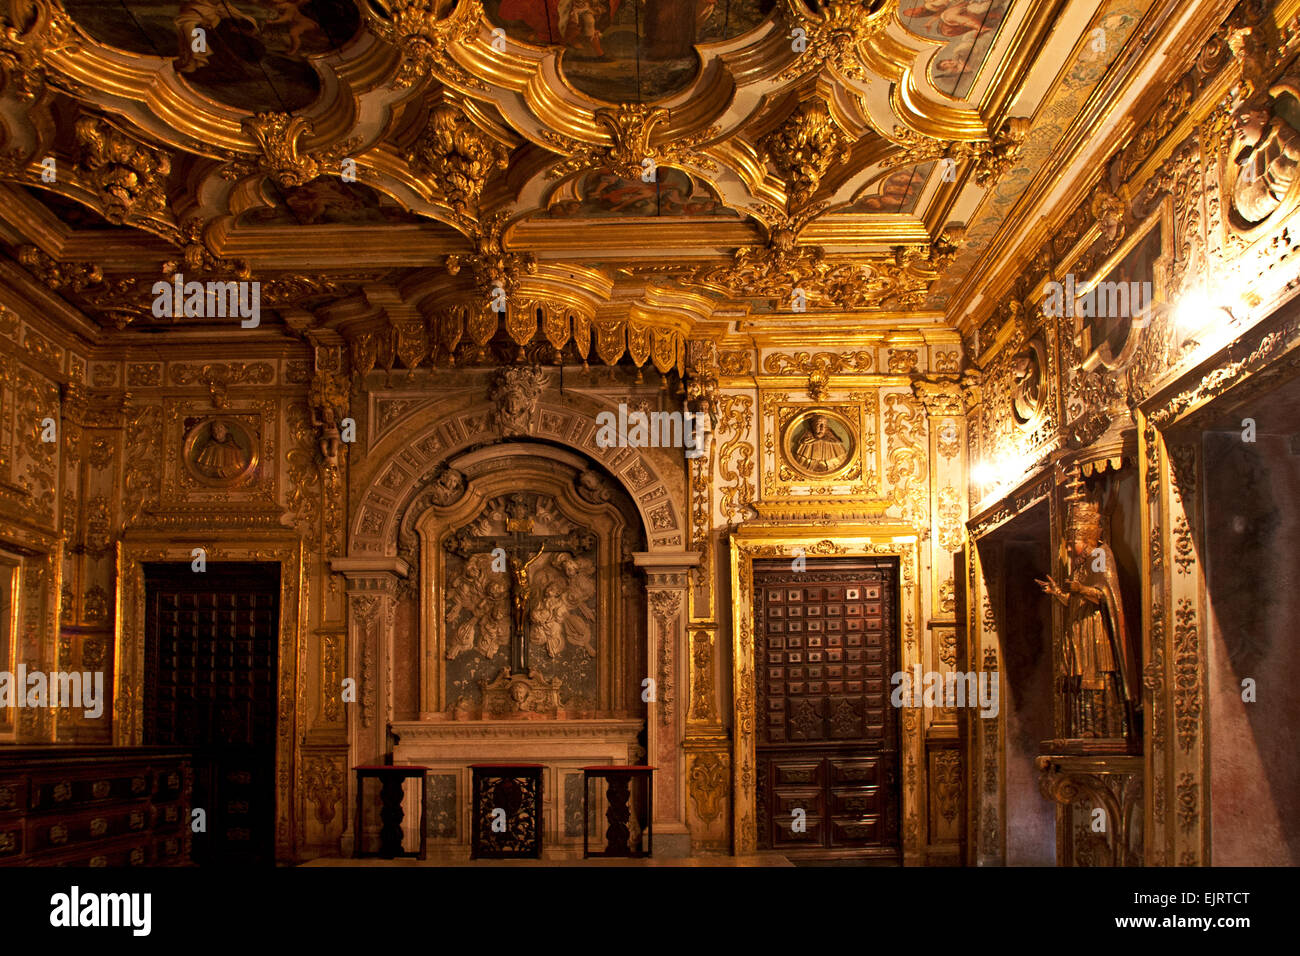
391, 717, 643, 850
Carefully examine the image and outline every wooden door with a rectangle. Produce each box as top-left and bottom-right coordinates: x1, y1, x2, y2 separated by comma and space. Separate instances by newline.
754, 558, 900, 860
143, 562, 279, 866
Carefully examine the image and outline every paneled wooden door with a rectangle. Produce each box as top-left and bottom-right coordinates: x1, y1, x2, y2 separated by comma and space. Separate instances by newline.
753, 557, 900, 861
143, 562, 279, 866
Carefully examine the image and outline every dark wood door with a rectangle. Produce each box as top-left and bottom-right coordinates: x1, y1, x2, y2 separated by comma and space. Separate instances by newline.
754, 558, 900, 860
143, 562, 279, 866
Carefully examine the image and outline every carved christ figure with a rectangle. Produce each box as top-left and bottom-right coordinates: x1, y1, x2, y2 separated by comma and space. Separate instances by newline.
1036, 487, 1137, 741
508, 543, 546, 640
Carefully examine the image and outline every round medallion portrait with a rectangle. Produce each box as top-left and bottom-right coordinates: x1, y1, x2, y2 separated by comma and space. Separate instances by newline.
781, 410, 856, 479
183, 417, 258, 487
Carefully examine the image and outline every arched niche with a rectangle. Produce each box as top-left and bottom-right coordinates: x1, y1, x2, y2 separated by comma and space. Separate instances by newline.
407, 443, 647, 718
348, 391, 688, 559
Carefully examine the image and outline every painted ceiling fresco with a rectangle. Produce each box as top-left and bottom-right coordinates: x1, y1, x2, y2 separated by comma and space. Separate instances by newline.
923, 0, 1148, 308
238, 178, 427, 226
546, 168, 739, 218
485, 0, 777, 102
849, 164, 936, 215
65, 0, 361, 110
898, 0, 1010, 99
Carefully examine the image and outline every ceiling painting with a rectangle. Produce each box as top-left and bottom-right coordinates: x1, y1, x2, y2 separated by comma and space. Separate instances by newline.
484, 0, 777, 103
238, 177, 427, 226
898, 0, 1010, 99
64, 0, 361, 110
849, 164, 936, 215
546, 167, 739, 218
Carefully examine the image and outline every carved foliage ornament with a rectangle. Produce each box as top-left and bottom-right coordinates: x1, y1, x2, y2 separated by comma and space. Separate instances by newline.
764, 349, 872, 401
0, 0, 82, 100
408, 103, 509, 221
886, 118, 1030, 188
779, 0, 893, 82
445, 212, 537, 295
545, 105, 719, 180
366, 0, 482, 90
759, 98, 850, 211
74, 116, 172, 225
692, 223, 949, 310
242, 112, 318, 189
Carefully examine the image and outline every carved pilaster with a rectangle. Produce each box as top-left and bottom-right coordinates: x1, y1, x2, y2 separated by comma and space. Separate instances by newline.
332, 557, 409, 772
633, 550, 699, 856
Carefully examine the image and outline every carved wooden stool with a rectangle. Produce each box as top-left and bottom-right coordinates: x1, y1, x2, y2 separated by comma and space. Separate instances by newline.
352, 765, 429, 860
582, 766, 654, 858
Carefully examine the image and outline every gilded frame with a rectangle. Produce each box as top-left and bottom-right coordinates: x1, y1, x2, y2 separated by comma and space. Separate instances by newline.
1074, 201, 1174, 371
729, 524, 924, 861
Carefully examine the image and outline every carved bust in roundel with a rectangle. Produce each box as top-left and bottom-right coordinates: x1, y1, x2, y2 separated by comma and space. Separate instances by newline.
183, 417, 257, 486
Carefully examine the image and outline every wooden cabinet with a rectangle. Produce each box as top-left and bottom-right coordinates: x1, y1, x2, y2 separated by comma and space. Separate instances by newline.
0, 747, 192, 866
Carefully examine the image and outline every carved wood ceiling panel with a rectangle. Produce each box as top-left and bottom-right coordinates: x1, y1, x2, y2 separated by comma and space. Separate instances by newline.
0, 0, 1169, 340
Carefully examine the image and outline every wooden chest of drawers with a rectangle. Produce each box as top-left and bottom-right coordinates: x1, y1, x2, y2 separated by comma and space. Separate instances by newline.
0, 747, 192, 866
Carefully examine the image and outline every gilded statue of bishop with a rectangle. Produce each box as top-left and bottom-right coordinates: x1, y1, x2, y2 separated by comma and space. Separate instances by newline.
1036, 474, 1138, 745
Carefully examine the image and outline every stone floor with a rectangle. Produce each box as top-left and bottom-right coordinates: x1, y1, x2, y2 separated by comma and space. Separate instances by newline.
301, 849, 797, 866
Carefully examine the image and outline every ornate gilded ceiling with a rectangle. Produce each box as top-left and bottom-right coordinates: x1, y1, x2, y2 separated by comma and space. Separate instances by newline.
0, 0, 1177, 363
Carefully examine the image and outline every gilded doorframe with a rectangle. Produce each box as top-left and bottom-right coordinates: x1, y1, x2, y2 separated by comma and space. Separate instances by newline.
113, 533, 306, 861
729, 523, 924, 861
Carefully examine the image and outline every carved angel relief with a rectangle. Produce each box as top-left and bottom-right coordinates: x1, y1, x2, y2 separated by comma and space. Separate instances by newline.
1227, 78, 1300, 229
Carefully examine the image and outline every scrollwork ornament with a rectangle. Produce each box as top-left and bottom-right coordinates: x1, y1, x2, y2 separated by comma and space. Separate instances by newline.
74, 117, 172, 226
0, 0, 81, 100
544, 105, 719, 180
778, 0, 892, 83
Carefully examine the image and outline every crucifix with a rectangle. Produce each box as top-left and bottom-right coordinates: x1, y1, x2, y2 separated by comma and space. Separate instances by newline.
444, 494, 595, 672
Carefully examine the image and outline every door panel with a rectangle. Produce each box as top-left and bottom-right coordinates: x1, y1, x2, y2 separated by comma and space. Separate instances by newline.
143, 562, 279, 866
755, 559, 900, 860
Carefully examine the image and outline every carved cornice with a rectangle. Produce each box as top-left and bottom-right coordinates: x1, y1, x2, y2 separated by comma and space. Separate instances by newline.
688, 219, 947, 311
16, 245, 102, 293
